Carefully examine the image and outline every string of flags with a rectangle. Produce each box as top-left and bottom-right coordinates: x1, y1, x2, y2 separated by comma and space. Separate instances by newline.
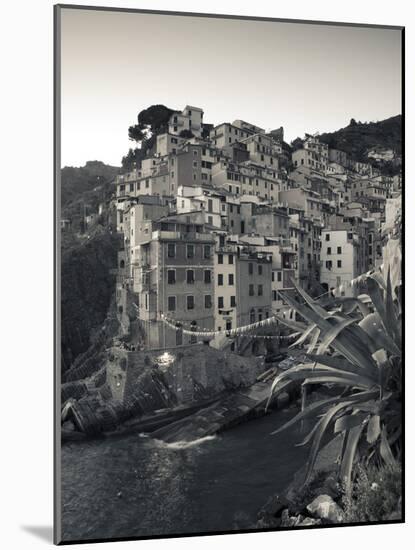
160, 313, 300, 340
133, 265, 386, 342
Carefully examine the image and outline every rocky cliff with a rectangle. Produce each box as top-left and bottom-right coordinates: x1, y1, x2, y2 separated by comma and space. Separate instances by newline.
61, 229, 119, 372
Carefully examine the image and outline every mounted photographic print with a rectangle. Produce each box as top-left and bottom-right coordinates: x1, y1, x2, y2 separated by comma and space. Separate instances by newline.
54, 5, 404, 544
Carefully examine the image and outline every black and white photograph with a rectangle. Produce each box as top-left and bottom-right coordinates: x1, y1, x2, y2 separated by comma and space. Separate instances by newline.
54, 5, 403, 544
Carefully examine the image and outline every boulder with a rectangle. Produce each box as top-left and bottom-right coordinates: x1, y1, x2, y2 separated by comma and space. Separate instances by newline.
280, 510, 305, 527
307, 494, 344, 523
312, 474, 341, 500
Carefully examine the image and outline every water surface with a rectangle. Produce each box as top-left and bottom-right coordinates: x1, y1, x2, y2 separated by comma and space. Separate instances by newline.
61, 407, 309, 541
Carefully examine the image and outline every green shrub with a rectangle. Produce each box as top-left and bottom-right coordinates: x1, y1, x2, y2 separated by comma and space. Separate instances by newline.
268, 272, 402, 495
342, 464, 402, 523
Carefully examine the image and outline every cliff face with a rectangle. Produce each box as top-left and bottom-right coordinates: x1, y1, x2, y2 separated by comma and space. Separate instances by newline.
61, 229, 119, 372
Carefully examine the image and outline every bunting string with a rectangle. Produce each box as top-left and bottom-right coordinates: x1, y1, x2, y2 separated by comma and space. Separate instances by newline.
160, 313, 300, 340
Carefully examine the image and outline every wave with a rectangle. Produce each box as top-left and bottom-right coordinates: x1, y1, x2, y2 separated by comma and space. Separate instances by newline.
153, 435, 217, 450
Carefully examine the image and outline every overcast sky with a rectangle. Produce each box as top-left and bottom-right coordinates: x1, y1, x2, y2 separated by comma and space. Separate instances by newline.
60, 8, 402, 167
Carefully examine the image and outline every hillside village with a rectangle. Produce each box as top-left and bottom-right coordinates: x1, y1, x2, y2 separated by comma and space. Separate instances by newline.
60, 105, 404, 544
73, 105, 400, 352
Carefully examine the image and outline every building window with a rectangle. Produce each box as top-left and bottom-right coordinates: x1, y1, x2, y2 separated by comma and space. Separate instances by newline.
327, 247, 332, 255
249, 284, 254, 296
186, 270, 195, 284
187, 295, 195, 310
168, 296, 176, 311
167, 243, 176, 258
248, 262, 253, 275
230, 295, 236, 307
337, 260, 342, 268
187, 244, 194, 259
272, 290, 277, 301
228, 254, 234, 264
337, 246, 342, 254
228, 273, 234, 285
325, 234, 330, 241
218, 274, 224, 286
204, 245, 211, 259
167, 269, 176, 284
258, 264, 263, 275
326, 260, 332, 269
250, 310, 256, 323
218, 253, 223, 264
258, 284, 263, 296
277, 271, 282, 282
204, 270, 211, 284
218, 296, 224, 309
205, 294, 212, 309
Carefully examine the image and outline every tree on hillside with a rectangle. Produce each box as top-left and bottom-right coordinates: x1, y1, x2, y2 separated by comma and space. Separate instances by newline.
291, 137, 304, 151
137, 104, 176, 134
125, 104, 177, 162
121, 148, 145, 173
128, 124, 146, 145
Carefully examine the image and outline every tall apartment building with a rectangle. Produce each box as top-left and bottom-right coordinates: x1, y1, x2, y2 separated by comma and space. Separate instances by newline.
239, 201, 290, 242
329, 148, 349, 167
211, 158, 281, 201
237, 247, 273, 325
168, 105, 204, 137
292, 135, 329, 173
156, 133, 186, 156
242, 133, 281, 170
279, 187, 324, 221
320, 219, 370, 297
132, 213, 216, 349
238, 235, 295, 313
288, 212, 322, 291
210, 121, 262, 148
213, 236, 238, 332
176, 185, 223, 228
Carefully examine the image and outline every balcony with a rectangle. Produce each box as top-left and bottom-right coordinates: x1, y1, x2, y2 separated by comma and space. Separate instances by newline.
216, 244, 237, 254
153, 230, 181, 240
182, 232, 215, 242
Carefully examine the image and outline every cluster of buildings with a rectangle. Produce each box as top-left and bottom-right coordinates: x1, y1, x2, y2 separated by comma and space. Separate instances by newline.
110, 105, 402, 350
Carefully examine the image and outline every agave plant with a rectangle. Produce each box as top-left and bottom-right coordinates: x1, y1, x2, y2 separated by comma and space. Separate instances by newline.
269, 271, 402, 495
